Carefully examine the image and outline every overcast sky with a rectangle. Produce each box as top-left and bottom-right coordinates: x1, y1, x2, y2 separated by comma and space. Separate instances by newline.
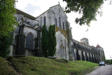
16, 0, 112, 59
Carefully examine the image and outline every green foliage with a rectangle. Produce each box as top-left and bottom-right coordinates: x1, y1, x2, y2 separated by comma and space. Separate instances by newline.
0, 56, 98, 75
0, 0, 16, 36
48, 25, 56, 56
105, 59, 112, 64
42, 25, 49, 57
0, 34, 13, 57
0, 0, 16, 57
42, 25, 56, 57
64, 0, 104, 25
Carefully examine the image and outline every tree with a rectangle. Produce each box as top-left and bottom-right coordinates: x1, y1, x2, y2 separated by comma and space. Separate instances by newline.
41, 25, 49, 57
41, 25, 56, 57
0, 0, 16, 36
63, 0, 104, 25
48, 25, 56, 56
0, 0, 16, 57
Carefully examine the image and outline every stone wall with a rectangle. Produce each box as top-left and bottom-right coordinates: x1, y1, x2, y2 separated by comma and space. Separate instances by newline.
73, 39, 105, 63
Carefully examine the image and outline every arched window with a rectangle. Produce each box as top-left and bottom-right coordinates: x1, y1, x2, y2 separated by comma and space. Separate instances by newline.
26, 33, 34, 50
15, 34, 25, 55
63, 22, 64, 30
44, 16, 46, 25
55, 18, 57, 26
40, 17, 42, 26
59, 17, 61, 28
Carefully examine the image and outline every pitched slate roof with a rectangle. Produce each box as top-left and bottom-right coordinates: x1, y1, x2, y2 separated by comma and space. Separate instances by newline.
16, 9, 36, 20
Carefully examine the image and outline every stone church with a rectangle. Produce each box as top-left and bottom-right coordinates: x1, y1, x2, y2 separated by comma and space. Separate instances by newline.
9, 4, 75, 60
9, 4, 105, 62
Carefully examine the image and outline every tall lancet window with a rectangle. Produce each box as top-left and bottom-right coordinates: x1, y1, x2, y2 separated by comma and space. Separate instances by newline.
40, 17, 42, 26
44, 16, 46, 25
55, 18, 57, 26
26, 33, 34, 50
59, 17, 61, 28
63, 22, 64, 30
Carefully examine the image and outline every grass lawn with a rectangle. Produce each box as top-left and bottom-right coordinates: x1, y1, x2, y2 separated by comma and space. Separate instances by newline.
0, 56, 98, 75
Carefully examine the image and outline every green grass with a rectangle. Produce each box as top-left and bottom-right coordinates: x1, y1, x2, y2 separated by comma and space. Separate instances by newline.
0, 57, 17, 75
0, 56, 98, 75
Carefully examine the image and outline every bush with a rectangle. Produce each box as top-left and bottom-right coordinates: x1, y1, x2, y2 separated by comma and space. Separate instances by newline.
0, 34, 13, 57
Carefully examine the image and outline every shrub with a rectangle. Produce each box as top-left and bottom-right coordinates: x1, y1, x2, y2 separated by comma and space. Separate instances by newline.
0, 34, 13, 57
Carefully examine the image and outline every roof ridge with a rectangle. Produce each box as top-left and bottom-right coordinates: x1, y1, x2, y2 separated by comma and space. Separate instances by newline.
16, 9, 36, 20
36, 4, 61, 18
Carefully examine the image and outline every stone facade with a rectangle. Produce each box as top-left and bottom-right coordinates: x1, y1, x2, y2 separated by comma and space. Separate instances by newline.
36, 4, 73, 60
36, 4, 67, 29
